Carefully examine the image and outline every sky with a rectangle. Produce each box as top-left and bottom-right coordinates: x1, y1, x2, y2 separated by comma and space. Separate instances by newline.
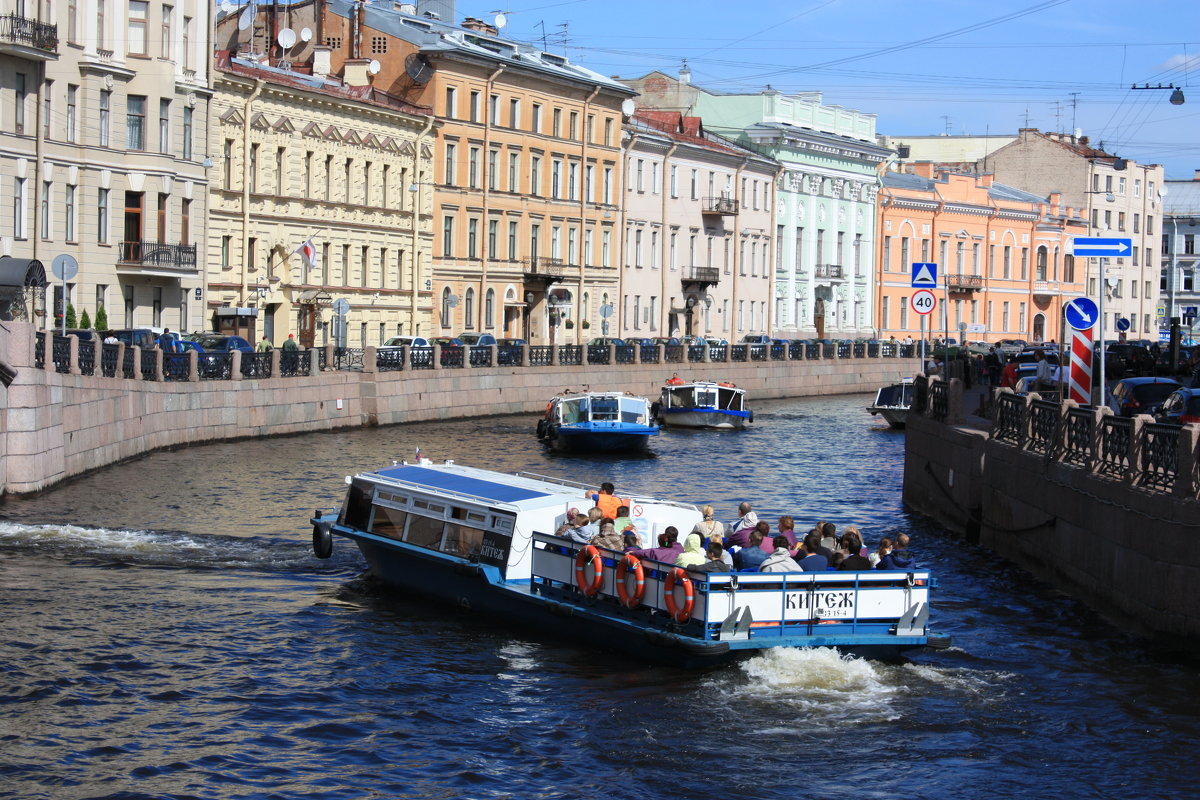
453, 0, 1200, 178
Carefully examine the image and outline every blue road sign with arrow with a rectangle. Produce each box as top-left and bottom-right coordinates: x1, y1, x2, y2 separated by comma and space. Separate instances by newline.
1116, 317, 1131, 332
1065, 296, 1099, 330
911, 262, 937, 288
1072, 237, 1133, 257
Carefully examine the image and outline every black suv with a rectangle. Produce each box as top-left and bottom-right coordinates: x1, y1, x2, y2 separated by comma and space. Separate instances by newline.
1103, 343, 1155, 378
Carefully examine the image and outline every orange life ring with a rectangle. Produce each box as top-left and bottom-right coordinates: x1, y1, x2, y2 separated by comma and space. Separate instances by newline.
664, 566, 695, 623
666, 377, 685, 385
574, 545, 604, 597
616, 554, 646, 609
718, 381, 735, 388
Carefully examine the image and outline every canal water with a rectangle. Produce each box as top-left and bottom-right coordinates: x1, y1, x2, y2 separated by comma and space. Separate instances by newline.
1, 394, 1198, 800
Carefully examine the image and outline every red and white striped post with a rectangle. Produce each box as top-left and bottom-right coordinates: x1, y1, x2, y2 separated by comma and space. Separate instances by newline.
1068, 326, 1094, 404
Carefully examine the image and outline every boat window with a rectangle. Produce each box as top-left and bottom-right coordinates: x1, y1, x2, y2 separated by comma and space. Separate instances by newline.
619, 396, 646, 424
443, 522, 487, 559
591, 396, 619, 420
340, 478, 374, 530
695, 390, 716, 407
560, 399, 582, 424
676, 388, 695, 406
451, 506, 488, 524
405, 514, 446, 551
718, 389, 740, 410
371, 505, 407, 541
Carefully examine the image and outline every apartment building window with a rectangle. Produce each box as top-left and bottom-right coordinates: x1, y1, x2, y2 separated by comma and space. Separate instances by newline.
816, 230, 824, 264
569, 111, 578, 140
489, 94, 499, 125
855, 234, 864, 276
508, 221, 518, 260
97, 188, 109, 243
97, 0, 106, 47
836, 231, 845, 266
584, 164, 593, 201
444, 143, 456, 185
604, 118, 612, 146
181, 106, 192, 160
487, 219, 498, 259
67, 0, 78, 42
602, 230, 612, 267
530, 224, 540, 260
161, 4, 173, 59
127, 95, 146, 150
586, 114, 594, 143
1147, 215, 1155, 235
128, 0, 149, 54
303, 151, 313, 198
1020, 247, 1028, 280
603, 167, 613, 204
635, 159, 644, 192
247, 237, 257, 271
156, 192, 167, 241
509, 98, 519, 128
12, 73, 26, 134
65, 184, 76, 241
551, 160, 561, 199
41, 181, 52, 239
467, 218, 478, 259
249, 144, 258, 192
530, 156, 541, 195
276, 147, 286, 195
469, 91, 480, 123
468, 147, 479, 188
182, 15, 191, 69
531, 104, 542, 133
1003, 245, 1012, 279
344, 158, 353, 203
488, 149, 498, 190
442, 216, 454, 257
42, 79, 52, 138
66, 85, 77, 143
180, 197, 190, 242
158, 99, 170, 154
584, 228, 593, 265
98, 89, 110, 146
445, 87, 457, 118
552, 108, 561, 137
508, 151, 518, 191
568, 162, 578, 200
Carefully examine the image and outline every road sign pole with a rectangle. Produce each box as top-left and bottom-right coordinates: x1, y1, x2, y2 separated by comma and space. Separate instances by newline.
1069, 326, 1094, 405
920, 314, 926, 371
1097, 258, 1106, 403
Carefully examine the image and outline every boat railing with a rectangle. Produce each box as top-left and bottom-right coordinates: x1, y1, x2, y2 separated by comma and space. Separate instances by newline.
531, 533, 933, 641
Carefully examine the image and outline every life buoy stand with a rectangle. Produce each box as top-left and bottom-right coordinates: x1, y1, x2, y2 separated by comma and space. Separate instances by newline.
664, 567, 695, 623
616, 554, 646, 609
312, 523, 333, 559
574, 545, 604, 597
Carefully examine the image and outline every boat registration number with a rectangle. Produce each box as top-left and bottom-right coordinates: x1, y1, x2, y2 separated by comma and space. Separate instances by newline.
785, 590, 855, 619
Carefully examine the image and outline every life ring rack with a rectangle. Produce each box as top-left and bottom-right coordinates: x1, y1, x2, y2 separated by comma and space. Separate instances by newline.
616, 553, 646, 609
574, 545, 604, 597
664, 567, 695, 623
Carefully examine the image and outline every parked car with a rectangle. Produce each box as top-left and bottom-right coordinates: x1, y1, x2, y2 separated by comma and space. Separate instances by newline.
1102, 343, 1155, 378
1154, 346, 1195, 376
496, 337, 527, 365
586, 337, 627, 347
431, 336, 463, 366
1154, 388, 1200, 425
107, 328, 158, 349
379, 336, 430, 349
997, 339, 1027, 356
458, 332, 497, 347
63, 328, 98, 341
650, 336, 681, 347
185, 334, 255, 354
1109, 377, 1182, 417
740, 334, 771, 345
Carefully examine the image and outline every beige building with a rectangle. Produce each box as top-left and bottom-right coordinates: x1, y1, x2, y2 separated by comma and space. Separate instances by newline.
1, 0, 211, 330
981, 130, 1165, 340
620, 110, 778, 341
209, 51, 435, 346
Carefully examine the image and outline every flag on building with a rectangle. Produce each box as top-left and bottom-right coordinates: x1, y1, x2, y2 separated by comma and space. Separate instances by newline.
297, 239, 318, 271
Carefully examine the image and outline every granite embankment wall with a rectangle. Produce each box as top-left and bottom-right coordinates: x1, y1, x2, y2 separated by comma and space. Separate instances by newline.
905, 377, 1200, 645
0, 323, 913, 496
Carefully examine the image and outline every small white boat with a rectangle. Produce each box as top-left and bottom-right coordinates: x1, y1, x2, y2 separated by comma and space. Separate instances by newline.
867, 378, 915, 428
535, 391, 659, 452
309, 460, 949, 667
654, 380, 752, 430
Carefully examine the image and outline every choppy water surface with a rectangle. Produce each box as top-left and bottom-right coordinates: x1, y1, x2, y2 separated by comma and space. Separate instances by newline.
2, 394, 1197, 800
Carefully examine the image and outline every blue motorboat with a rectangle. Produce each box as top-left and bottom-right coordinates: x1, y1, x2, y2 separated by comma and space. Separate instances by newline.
535, 391, 659, 452
310, 461, 949, 668
654, 380, 752, 430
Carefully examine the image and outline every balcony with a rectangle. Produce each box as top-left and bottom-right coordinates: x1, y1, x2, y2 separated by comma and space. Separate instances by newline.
814, 264, 844, 280
946, 273, 984, 292
702, 196, 739, 216
523, 256, 566, 285
118, 240, 198, 273
682, 266, 720, 289
1033, 280, 1059, 300
0, 13, 59, 59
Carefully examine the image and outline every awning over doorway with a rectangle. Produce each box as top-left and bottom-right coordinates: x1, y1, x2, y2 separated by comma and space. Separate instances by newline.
0, 257, 48, 288
295, 289, 333, 306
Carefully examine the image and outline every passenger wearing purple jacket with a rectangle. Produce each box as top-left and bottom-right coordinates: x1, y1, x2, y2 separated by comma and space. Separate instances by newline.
627, 527, 683, 565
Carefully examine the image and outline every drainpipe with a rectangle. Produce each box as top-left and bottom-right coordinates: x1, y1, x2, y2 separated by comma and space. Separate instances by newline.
730, 157, 747, 339
768, 162, 784, 336
577, 85, 599, 344
240, 78, 265, 308
479, 65, 504, 332
618, 130, 638, 339
410, 114, 435, 336
659, 142, 677, 336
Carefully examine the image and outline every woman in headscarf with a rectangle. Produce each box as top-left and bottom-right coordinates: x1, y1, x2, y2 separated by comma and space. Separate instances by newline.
674, 533, 707, 568
691, 505, 725, 541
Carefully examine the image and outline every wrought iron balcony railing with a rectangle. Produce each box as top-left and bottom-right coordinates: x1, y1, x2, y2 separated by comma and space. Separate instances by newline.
0, 13, 58, 53
683, 266, 720, 285
119, 240, 198, 269
702, 196, 739, 215
814, 264, 844, 279
946, 273, 984, 291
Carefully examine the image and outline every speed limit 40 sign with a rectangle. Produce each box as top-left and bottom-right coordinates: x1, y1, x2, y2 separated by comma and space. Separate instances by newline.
910, 289, 936, 315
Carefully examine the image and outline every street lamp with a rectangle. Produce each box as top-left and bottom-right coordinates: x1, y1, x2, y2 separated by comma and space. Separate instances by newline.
1131, 82, 1185, 105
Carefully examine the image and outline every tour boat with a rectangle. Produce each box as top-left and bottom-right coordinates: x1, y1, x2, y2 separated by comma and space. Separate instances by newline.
535, 391, 659, 452
654, 380, 752, 430
309, 460, 949, 668
867, 377, 915, 428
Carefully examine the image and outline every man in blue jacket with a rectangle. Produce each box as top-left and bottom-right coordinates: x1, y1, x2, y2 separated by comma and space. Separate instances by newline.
876, 533, 916, 570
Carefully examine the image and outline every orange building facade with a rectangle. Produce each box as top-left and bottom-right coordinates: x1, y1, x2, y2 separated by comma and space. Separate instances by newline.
875, 165, 1087, 344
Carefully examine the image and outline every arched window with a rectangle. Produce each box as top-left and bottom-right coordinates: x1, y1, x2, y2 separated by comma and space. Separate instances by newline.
485, 288, 495, 328
440, 287, 452, 328
582, 291, 590, 321
1036, 246, 1048, 281
465, 287, 475, 327
1064, 254, 1075, 283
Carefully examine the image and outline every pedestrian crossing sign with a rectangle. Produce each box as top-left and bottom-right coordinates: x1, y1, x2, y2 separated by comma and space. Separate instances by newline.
911, 262, 937, 288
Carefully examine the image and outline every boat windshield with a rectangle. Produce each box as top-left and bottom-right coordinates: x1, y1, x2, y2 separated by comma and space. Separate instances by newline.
694, 389, 717, 408
559, 399, 583, 423
717, 388, 742, 410
619, 396, 647, 423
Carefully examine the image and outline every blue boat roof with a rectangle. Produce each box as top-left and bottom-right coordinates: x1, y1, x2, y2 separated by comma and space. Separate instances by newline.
373, 465, 551, 504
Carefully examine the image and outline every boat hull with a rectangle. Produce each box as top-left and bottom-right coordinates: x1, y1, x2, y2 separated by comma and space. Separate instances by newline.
546, 428, 655, 452
659, 409, 749, 430
868, 407, 909, 428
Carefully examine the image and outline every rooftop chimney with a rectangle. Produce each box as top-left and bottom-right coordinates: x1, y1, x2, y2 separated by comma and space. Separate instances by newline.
312, 45, 331, 79
461, 16, 498, 35
679, 62, 691, 85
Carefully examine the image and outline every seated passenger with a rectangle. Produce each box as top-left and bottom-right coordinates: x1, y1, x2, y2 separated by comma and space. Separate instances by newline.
613, 505, 635, 536
553, 508, 583, 537
627, 527, 683, 564
674, 533, 707, 568
564, 512, 596, 544
621, 532, 641, 552
727, 502, 759, 544
689, 541, 729, 574
759, 536, 803, 572
733, 528, 770, 571
753, 521, 776, 554
591, 520, 625, 551
708, 534, 734, 568
775, 515, 798, 549
691, 505, 726, 541
797, 533, 829, 572
818, 521, 838, 555
839, 528, 872, 570
869, 536, 893, 568
876, 533, 915, 570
